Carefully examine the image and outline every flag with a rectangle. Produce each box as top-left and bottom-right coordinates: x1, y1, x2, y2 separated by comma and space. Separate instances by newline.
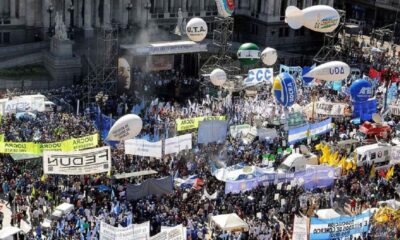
385, 166, 395, 180
370, 165, 376, 179
328, 151, 339, 166
31, 186, 36, 197
41, 174, 47, 182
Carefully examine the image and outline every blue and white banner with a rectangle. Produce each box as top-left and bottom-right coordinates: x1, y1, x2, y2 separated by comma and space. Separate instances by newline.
280, 65, 303, 77
225, 165, 335, 194
310, 210, 372, 240
309, 118, 332, 136
288, 124, 309, 145
244, 68, 273, 87
288, 118, 332, 145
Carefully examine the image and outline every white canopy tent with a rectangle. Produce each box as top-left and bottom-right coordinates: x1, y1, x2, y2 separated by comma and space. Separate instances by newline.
315, 209, 341, 219
0, 227, 22, 240
211, 213, 249, 231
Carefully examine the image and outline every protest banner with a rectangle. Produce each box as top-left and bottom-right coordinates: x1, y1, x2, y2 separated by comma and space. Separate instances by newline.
0, 133, 99, 155
176, 116, 226, 131
229, 124, 251, 138
1, 95, 45, 114
316, 102, 349, 116
391, 146, 400, 165
100, 221, 150, 240
150, 224, 186, 240
43, 146, 111, 175
197, 120, 228, 144
390, 104, 400, 116
309, 210, 372, 240
125, 139, 162, 158
164, 134, 192, 155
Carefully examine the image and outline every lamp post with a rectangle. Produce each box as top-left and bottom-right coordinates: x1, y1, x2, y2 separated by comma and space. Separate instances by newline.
144, 1, 152, 27
67, 4, 74, 38
126, 3, 133, 29
47, 4, 54, 37
95, 92, 109, 137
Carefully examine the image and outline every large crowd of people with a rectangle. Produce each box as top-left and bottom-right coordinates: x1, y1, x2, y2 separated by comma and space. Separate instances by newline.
1, 29, 400, 240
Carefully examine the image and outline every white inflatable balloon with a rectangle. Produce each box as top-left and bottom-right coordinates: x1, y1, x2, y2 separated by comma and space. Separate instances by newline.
261, 48, 278, 66
285, 5, 340, 33
107, 114, 142, 141
210, 68, 227, 86
303, 61, 350, 81
186, 18, 208, 42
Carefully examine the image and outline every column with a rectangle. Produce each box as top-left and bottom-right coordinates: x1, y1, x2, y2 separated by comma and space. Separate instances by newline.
26, 0, 35, 26
65, 0, 71, 28
121, 0, 129, 27
19, 0, 26, 22
103, 0, 111, 28
95, 0, 101, 27
84, 0, 93, 29
170, 0, 175, 13
260, 0, 266, 14
182, 0, 187, 12
164, 0, 169, 13
10, 0, 16, 18
42, 0, 50, 28
200, 0, 205, 15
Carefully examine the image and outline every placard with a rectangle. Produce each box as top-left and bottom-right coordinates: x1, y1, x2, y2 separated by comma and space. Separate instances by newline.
164, 134, 192, 155
125, 139, 162, 158
43, 146, 111, 175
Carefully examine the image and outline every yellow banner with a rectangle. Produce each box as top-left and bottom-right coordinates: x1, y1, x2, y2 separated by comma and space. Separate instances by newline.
0, 133, 99, 154
176, 116, 226, 131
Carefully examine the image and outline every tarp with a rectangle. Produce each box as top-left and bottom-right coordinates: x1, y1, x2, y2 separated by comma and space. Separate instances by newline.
211, 213, 249, 231
126, 176, 173, 200
314, 209, 341, 219
197, 120, 228, 144
113, 170, 158, 179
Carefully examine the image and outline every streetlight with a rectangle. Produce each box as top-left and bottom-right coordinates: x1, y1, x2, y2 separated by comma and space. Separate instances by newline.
144, 1, 152, 27
67, 4, 74, 38
47, 4, 54, 36
126, 3, 133, 29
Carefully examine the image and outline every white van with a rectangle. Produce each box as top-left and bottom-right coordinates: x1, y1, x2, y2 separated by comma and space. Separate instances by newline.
278, 153, 319, 172
0, 227, 24, 240
355, 143, 391, 167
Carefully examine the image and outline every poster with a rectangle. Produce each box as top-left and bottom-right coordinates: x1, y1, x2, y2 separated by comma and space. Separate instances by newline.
316, 102, 349, 116
124, 139, 162, 158
292, 216, 309, 240
164, 134, 192, 155
43, 146, 111, 175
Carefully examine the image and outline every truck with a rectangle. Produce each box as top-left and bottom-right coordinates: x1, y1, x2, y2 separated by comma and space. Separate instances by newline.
356, 121, 391, 143
354, 143, 391, 167
278, 153, 319, 172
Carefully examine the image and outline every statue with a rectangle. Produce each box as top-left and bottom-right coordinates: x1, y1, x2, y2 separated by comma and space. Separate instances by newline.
173, 8, 186, 36
54, 12, 68, 40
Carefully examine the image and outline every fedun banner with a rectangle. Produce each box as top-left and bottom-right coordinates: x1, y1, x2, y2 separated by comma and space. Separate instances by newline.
176, 116, 226, 131
0, 134, 99, 155
43, 146, 111, 175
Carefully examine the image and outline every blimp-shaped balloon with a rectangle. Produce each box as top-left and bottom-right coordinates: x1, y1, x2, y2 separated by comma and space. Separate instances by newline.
303, 61, 350, 82
210, 68, 227, 86
237, 43, 260, 65
285, 5, 340, 33
350, 79, 373, 102
215, 0, 235, 18
261, 47, 278, 66
107, 114, 143, 141
273, 72, 297, 107
186, 18, 208, 42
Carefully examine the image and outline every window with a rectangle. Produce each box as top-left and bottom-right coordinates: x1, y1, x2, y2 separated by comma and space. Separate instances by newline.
280, 0, 287, 20
297, 0, 303, 9
279, 28, 284, 37
384, 150, 389, 156
370, 152, 376, 160
312, 0, 319, 5
257, 0, 262, 13
285, 28, 289, 37
3, 32, 10, 43
251, 24, 258, 35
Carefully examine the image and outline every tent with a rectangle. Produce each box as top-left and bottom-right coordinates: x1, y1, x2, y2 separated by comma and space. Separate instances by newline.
52, 203, 74, 218
378, 199, 400, 210
211, 213, 249, 231
0, 227, 22, 239
315, 209, 341, 219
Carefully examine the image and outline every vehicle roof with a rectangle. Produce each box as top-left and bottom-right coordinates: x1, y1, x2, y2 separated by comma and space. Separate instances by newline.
356, 143, 391, 153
